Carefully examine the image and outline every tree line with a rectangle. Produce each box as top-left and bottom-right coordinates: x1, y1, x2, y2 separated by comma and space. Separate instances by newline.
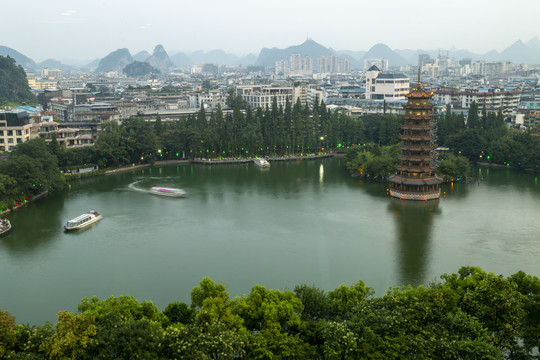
345, 100, 540, 181
1, 267, 539, 359
438, 102, 540, 169
44, 99, 402, 170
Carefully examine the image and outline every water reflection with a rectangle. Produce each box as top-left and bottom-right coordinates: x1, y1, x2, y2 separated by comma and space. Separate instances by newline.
388, 198, 441, 287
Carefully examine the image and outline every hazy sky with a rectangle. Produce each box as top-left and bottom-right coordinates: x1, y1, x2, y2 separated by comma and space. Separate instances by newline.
3, 0, 539, 63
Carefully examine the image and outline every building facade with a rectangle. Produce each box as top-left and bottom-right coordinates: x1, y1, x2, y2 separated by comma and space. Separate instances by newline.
235, 85, 294, 109
433, 86, 521, 119
365, 65, 410, 100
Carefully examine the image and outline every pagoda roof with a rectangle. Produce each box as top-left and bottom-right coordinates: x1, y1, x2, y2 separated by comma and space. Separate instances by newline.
367, 65, 380, 71
388, 175, 443, 185
406, 85, 434, 98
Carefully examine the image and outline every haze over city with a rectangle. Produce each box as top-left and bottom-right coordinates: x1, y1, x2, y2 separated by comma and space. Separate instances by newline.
4, 0, 540, 63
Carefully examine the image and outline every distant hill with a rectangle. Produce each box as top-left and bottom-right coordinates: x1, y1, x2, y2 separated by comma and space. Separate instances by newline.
36, 59, 77, 73
81, 58, 100, 73
255, 39, 333, 67
95, 48, 134, 73
361, 43, 409, 68
234, 54, 257, 66
188, 49, 242, 65
394, 37, 540, 65
0, 46, 36, 71
170, 52, 192, 68
145, 45, 175, 73
133, 51, 151, 62
123, 61, 160, 77
0, 56, 36, 105
499, 39, 540, 64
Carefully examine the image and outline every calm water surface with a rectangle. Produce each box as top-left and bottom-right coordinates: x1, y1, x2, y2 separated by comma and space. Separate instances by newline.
1, 158, 539, 325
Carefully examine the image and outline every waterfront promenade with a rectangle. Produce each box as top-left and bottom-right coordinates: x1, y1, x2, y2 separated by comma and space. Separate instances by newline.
105, 153, 337, 174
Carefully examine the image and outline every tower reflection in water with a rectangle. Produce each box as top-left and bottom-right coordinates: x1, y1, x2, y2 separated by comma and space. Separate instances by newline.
388, 198, 441, 288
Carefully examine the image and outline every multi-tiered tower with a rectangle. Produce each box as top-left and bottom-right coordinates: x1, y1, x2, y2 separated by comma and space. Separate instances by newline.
388, 77, 443, 200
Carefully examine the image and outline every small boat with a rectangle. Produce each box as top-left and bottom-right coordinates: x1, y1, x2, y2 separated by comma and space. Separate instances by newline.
0, 219, 12, 236
149, 187, 187, 198
64, 210, 102, 231
253, 157, 270, 168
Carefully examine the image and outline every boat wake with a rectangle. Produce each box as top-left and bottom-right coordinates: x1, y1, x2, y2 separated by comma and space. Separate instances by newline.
128, 180, 150, 194
127, 180, 187, 197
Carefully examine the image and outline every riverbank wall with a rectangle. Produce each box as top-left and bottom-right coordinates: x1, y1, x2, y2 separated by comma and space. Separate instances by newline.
0, 191, 48, 217
103, 153, 338, 174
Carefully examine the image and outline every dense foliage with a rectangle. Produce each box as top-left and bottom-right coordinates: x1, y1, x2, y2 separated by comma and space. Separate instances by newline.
0, 138, 66, 212
1, 267, 539, 359
345, 144, 399, 180
53, 100, 391, 169
345, 144, 471, 182
0, 56, 36, 106
439, 102, 540, 169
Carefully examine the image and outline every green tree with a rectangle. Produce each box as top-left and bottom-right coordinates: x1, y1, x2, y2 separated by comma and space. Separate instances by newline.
0, 310, 17, 358
437, 154, 471, 181
0, 56, 36, 105
441, 266, 527, 356
163, 302, 194, 325
40, 311, 96, 360
328, 280, 372, 319
467, 101, 480, 129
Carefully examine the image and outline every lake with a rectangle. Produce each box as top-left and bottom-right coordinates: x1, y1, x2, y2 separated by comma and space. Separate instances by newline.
1, 157, 539, 325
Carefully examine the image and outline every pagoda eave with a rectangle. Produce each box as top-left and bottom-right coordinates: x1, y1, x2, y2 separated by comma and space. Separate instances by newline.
388, 175, 443, 186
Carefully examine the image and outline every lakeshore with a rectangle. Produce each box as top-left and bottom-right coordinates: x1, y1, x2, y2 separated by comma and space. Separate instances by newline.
104, 153, 337, 174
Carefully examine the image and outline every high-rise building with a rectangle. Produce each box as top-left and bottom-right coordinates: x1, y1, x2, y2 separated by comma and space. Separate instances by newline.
275, 59, 289, 76
364, 58, 388, 71
289, 54, 312, 75
418, 54, 430, 68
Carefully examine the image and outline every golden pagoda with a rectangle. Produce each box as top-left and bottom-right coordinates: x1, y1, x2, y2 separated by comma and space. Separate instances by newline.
388, 74, 443, 200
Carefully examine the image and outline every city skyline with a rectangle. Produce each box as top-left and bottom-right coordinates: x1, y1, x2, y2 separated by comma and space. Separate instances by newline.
3, 0, 540, 63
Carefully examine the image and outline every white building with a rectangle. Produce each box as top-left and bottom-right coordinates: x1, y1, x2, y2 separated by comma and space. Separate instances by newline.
236, 85, 294, 109
275, 59, 289, 76
365, 65, 410, 100
41, 68, 63, 79
289, 54, 313, 76
433, 86, 521, 119
189, 90, 227, 110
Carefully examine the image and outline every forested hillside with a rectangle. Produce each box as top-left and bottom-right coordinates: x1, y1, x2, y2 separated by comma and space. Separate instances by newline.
0, 56, 36, 106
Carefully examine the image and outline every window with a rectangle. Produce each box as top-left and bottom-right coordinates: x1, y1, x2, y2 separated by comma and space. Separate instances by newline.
17, 138, 22, 143
7, 130, 13, 136
8, 138, 14, 143
16, 130, 22, 135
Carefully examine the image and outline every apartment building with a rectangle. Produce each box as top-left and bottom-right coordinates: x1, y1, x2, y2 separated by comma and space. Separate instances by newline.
0, 109, 38, 152
235, 85, 294, 109
434, 86, 521, 118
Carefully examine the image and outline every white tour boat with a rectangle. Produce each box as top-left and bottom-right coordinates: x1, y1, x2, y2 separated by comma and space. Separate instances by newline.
253, 157, 270, 168
149, 187, 187, 198
0, 219, 12, 236
64, 210, 102, 231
